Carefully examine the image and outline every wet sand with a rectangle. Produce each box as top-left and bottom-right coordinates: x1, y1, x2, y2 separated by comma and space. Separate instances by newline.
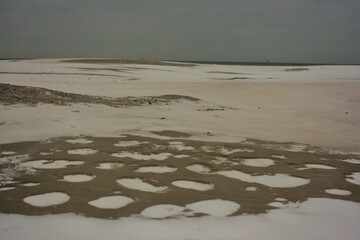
1, 132, 359, 219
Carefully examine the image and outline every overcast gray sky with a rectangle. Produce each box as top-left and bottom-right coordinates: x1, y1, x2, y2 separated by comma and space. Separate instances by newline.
0, 0, 359, 64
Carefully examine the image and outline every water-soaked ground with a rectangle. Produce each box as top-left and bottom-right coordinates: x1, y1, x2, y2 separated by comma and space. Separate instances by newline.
0, 131, 359, 219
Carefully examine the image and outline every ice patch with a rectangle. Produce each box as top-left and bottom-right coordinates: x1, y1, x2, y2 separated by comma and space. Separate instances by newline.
67, 149, 98, 155
117, 178, 168, 193
241, 158, 275, 167
186, 199, 240, 217
23, 192, 70, 207
325, 189, 351, 196
135, 166, 177, 173
185, 164, 211, 174
96, 163, 124, 169
65, 139, 93, 144
22, 160, 84, 169
61, 174, 95, 182
21, 183, 40, 187
88, 196, 134, 209
112, 152, 172, 161
342, 158, 360, 164
141, 204, 186, 219
304, 164, 336, 170
216, 170, 310, 188
172, 180, 214, 191
345, 172, 360, 185
114, 141, 147, 147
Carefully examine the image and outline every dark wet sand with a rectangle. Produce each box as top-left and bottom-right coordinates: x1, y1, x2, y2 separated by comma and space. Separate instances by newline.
0, 132, 359, 219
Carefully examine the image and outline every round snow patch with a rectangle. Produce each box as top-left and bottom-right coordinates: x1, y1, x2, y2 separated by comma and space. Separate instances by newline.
185, 164, 211, 174
23, 192, 70, 207
88, 196, 134, 209
186, 199, 240, 217
141, 204, 185, 219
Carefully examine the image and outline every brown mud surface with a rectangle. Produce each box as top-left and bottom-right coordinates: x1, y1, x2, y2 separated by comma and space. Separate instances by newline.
0, 83, 199, 107
1, 132, 359, 219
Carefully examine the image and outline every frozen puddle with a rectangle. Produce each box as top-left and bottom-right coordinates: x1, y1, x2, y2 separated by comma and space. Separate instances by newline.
141, 204, 186, 219
345, 172, 360, 185
114, 141, 147, 147
241, 158, 275, 167
186, 199, 240, 217
67, 149, 98, 155
342, 158, 360, 164
112, 152, 172, 161
325, 189, 351, 196
22, 160, 84, 169
96, 163, 124, 169
117, 178, 168, 193
61, 174, 95, 182
65, 139, 93, 144
216, 170, 310, 188
88, 196, 134, 209
185, 164, 211, 174
304, 164, 336, 170
169, 142, 194, 151
135, 166, 177, 173
23, 192, 70, 207
172, 180, 214, 191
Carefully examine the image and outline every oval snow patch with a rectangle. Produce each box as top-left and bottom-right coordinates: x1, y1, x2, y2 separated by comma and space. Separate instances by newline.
88, 196, 134, 209
172, 180, 214, 191
23, 192, 70, 207
61, 174, 95, 182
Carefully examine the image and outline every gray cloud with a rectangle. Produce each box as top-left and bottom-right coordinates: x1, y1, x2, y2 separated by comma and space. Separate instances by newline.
1, 0, 359, 64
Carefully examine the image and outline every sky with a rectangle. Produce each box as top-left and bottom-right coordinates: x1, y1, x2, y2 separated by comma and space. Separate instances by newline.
0, 0, 359, 64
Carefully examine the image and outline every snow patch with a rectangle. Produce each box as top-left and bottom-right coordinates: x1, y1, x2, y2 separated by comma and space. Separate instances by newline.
135, 166, 177, 173
21, 183, 40, 187
241, 158, 275, 167
342, 158, 360, 164
112, 152, 172, 161
304, 164, 336, 170
172, 180, 214, 191
22, 160, 84, 169
216, 170, 310, 188
141, 204, 186, 219
0, 187, 15, 191
114, 141, 147, 147
96, 163, 124, 169
65, 139, 93, 144
185, 164, 211, 174
117, 178, 168, 193
61, 174, 95, 182
325, 189, 351, 196
88, 196, 134, 209
67, 148, 98, 155
186, 199, 240, 217
23, 192, 70, 207
345, 172, 360, 185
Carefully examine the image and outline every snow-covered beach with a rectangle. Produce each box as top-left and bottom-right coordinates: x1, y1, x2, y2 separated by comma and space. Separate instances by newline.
0, 59, 359, 239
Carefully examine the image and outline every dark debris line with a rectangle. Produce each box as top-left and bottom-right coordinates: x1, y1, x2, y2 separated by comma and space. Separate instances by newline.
0, 83, 199, 108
